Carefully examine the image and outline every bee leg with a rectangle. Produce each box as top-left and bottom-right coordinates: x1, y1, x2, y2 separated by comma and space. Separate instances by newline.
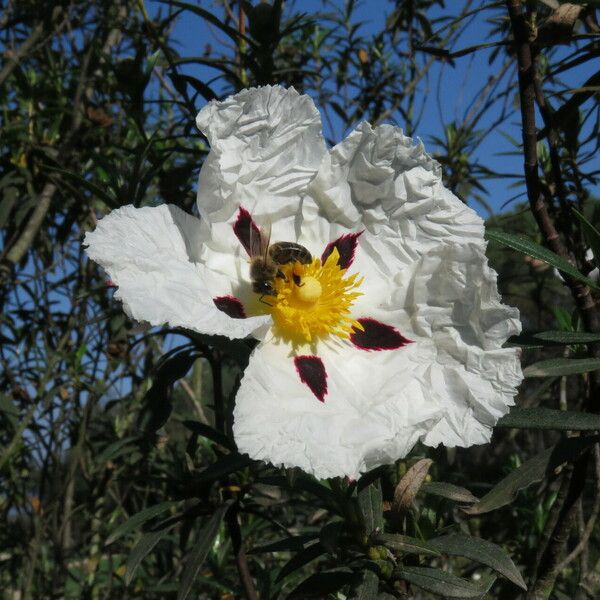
292, 274, 304, 287
276, 269, 286, 280
259, 295, 274, 307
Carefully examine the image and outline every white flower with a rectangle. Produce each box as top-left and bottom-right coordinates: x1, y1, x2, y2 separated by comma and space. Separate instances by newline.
84, 85, 523, 480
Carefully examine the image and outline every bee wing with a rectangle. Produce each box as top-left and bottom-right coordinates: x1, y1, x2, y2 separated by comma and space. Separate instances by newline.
260, 221, 272, 259
248, 221, 268, 258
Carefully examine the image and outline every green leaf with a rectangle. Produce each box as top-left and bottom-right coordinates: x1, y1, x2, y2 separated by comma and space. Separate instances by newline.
463, 435, 599, 515
0, 393, 19, 428
193, 452, 254, 484
182, 420, 235, 451
485, 229, 599, 290
511, 330, 600, 346
428, 534, 526, 590
125, 522, 176, 585
523, 357, 600, 377
572, 208, 600, 263
374, 533, 441, 557
420, 482, 480, 504
250, 534, 317, 554
144, 49, 162, 80
497, 407, 600, 431
534, 331, 600, 344
397, 567, 495, 598
287, 570, 360, 599
106, 501, 177, 545
352, 569, 379, 600
44, 165, 117, 208
177, 501, 233, 600
358, 480, 384, 534
319, 521, 345, 554
276, 542, 326, 582
96, 436, 138, 465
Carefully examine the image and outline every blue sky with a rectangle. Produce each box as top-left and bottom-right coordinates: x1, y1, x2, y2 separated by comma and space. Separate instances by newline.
150, 0, 597, 218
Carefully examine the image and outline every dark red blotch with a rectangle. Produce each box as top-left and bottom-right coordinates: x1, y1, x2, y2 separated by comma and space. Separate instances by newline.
350, 318, 412, 351
294, 355, 328, 402
321, 231, 363, 270
213, 295, 247, 319
233, 206, 261, 256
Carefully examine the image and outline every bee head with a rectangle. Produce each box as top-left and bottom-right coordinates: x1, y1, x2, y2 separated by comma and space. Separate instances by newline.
253, 280, 276, 295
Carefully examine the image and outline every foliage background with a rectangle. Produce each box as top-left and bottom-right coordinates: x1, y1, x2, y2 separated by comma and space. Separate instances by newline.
1, 0, 599, 598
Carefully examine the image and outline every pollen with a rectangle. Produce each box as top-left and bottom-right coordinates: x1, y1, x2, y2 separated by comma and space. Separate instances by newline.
269, 248, 364, 344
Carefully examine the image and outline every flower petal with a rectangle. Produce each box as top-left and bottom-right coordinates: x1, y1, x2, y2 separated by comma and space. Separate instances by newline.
195, 85, 327, 225
298, 121, 523, 454
84, 204, 269, 338
233, 339, 442, 479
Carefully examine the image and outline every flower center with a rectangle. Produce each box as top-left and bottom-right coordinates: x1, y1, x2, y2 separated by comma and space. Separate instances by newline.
268, 247, 364, 344
293, 276, 322, 304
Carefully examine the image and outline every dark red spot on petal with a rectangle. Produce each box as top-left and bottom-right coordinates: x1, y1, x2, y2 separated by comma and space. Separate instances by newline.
213, 295, 247, 319
350, 318, 412, 351
321, 231, 363, 269
233, 206, 261, 256
294, 355, 328, 402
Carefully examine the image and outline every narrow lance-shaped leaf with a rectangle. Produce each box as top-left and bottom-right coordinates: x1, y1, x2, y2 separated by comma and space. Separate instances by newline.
497, 407, 600, 431
523, 357, 600, 377
572, 207, 600, 263
106, 501, 178, 546
125, 521, 177, 585
276, 542, 326, 583
374, 533, 441, 557
250, 534, 317, 554
352, 569, 379, 600
428, 534, 527, 590
358, 480, 384, 534
420, 482, 479, 504
464, 435, 599, 515
485, 229, 599, 291
177, 501, 233, 600
511, 330, 600, 346
397, 567, 495, 598
393, 458, 433, 512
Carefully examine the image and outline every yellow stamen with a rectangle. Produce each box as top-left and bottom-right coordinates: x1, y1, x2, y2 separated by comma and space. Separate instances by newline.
265, 247, 364, 345
294, 276, 322, 304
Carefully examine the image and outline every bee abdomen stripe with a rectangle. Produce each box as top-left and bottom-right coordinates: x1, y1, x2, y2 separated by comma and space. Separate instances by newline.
213, 295, 247, 319
294, 355, 328, 402
350, 318, 413, 351
233, 206, 261, 256
321, 231, 363, 269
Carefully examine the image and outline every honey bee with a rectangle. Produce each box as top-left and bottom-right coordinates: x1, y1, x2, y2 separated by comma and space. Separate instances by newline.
249, 224, 312, 299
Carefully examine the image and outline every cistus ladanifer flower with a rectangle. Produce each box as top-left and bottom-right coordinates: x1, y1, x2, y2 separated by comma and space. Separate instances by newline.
84, 85, 523, 479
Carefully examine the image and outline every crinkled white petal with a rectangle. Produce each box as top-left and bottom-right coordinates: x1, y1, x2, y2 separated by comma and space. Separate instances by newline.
233, 111, 522, 479
233, 338, 442, 480
84, 204, 269, 338
301, 121, 522, 451
195, 85, 327, 226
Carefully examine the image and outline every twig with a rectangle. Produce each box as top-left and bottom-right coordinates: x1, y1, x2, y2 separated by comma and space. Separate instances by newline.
226, 505, 259, 600
506, 1, 600, 596
556, 444, 600, 573
0, 23, 44, 87
505, 0, 599, 354
2, 182, 58, 269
